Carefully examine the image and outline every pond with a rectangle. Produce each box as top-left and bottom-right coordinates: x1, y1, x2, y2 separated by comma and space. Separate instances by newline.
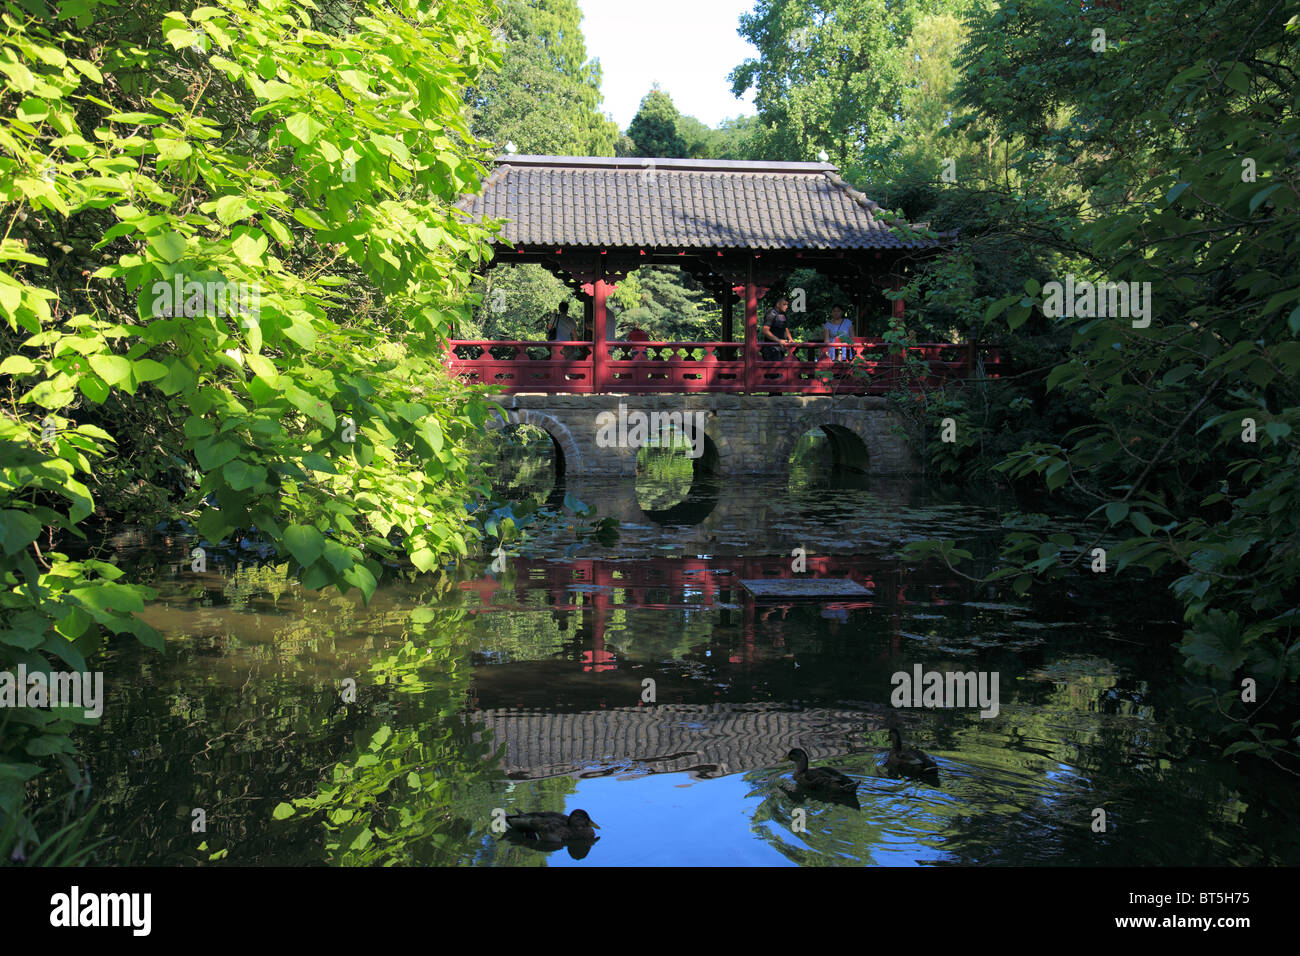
63, 444, 1300, 866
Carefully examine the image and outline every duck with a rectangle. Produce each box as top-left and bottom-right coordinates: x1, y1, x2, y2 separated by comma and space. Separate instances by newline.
884, 727, 938, 776
505, 809, 600, 842
786, 748, 857, 794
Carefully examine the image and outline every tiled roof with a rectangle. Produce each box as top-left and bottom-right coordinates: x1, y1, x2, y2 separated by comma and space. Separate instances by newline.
473, 702, 889, 779
457, 155, 942, 252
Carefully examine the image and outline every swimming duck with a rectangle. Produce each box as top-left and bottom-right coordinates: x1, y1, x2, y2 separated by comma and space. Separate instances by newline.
885, 727, 938, 775
505, 809, 600, 842
787, 748, 857, 793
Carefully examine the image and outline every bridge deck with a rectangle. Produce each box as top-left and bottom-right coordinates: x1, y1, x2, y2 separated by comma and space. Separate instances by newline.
448, 339, 1000, 395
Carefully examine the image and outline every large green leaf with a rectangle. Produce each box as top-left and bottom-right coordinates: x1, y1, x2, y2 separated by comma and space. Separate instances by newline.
284, 524, 326, 568
0, 509, 42, 555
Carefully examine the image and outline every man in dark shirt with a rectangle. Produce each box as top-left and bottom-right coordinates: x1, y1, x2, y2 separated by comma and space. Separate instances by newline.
761, 296, 794, 360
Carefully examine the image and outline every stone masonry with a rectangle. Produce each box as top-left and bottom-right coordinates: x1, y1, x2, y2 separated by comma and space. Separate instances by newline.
487, 393, 918, 477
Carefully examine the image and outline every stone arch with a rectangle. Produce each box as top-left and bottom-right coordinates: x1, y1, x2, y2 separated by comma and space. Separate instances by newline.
631, 410, 723, 526
776, 411, 889, 474
620, 408, 723, 479
485, 409, 581, 478
701, 415, 731, 477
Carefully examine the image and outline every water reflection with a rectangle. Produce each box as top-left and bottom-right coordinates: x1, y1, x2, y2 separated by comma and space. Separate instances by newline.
59, 475, 1300, 866
640, 477, 721, 527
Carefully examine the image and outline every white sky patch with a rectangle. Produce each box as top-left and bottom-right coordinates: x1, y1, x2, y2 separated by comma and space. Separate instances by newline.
578, 0, 758, 130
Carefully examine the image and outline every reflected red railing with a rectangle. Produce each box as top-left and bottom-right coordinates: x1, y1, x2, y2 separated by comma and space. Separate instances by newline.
459, 555, 963, 662
460, 554, 901, 609
447, 339, 1001, 394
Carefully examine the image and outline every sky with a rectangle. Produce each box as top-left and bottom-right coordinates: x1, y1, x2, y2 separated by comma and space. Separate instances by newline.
577, 0, 758, 131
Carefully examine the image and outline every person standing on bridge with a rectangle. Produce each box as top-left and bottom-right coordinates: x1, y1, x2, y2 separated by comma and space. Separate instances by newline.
823, 304, 854, 361
547, 301, 587, 360
546, 301, 576, 343
761, 296, 795, 360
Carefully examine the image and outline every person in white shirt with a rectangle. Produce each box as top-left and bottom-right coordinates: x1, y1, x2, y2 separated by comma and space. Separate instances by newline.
547, 301, 577, 342
546, 301, 589, 360
823, 304, 853, 361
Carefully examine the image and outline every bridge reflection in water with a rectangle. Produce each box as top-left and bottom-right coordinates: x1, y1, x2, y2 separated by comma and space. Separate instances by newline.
462, 555, 959, 781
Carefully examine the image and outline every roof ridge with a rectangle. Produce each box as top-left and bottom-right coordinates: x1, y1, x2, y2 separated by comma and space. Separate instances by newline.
823, 171, 943, 240
824, 170, 882, 218
495, 154, 838, 175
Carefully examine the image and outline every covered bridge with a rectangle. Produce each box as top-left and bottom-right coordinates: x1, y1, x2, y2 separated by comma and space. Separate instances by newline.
450, 155, 995, 395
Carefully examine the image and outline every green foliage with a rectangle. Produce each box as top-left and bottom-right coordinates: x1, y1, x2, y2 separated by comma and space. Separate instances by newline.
676, 113, 763, 160
269, 600, 502, 865
0, 0, 500, 838
626, 85, 688, 158
468, 0, 618, 156
463, 1, 617, 339
887, 0, 1300, 770
734, 0, 1300, 771
730, 0, 940, 166
617, 266, 721, 340
0, 792, 104, 866
466, 264, 576, 340
675, 114, 715, 159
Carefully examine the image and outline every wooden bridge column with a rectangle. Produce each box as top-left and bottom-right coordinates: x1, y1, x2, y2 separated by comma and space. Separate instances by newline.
594, 274, 609, 392
721, 291, 734, 342
743, 258, 758, 394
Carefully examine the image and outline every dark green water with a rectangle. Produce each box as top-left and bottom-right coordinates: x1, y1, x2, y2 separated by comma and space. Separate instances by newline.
57, 456, 1300, 865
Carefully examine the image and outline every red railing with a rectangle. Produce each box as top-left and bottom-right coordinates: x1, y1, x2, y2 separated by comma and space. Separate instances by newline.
447, 339, 1001, 395
604, 341, 746, 393
446, 341, 597, 393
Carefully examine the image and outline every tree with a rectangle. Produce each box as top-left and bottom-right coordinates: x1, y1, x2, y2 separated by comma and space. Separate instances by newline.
614, 133, 638, 157
468, 0, 618, 157
676, 113, 763, 160
709, 115, 764, 160
617, 267, 720, 341
911, 0, 1300, 772
729, 0, 938, 166
676, 114, 716, 158
627, 86, 689, 158
465, 0, 619, 342
0, 0, 499, 844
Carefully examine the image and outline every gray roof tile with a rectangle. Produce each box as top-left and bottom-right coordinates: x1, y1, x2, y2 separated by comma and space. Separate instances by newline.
457, 155, 940, 252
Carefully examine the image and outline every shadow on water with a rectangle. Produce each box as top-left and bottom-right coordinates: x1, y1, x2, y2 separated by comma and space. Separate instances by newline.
48, 429, 1300, 866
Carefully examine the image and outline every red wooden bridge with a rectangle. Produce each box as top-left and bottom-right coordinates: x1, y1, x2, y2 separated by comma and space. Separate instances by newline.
452, 156, 999, 396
